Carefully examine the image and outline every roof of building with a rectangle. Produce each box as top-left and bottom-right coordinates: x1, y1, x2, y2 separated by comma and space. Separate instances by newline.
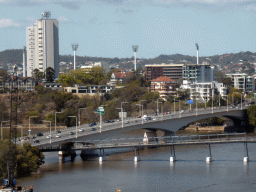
151, 76, 175, 82
113, 72, 132, 79
145, 63, 184, 67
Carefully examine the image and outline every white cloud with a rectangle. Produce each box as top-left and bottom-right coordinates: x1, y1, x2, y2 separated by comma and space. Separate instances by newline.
0, 18, 20, 28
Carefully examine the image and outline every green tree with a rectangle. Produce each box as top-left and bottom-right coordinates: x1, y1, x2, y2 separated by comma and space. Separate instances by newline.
0, 69, 10, 92
45, 67, 55, 83
32, 69, 43, 81
247, 105, 256, 127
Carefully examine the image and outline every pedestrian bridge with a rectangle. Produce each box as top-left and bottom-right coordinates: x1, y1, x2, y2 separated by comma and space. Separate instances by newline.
24, 107, 248, 148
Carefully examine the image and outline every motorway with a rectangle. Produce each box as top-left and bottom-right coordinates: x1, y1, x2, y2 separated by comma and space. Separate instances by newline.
17, 105, 247, 147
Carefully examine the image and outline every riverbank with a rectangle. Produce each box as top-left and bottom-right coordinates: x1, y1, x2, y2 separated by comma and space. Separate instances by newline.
184, 125, 225, 131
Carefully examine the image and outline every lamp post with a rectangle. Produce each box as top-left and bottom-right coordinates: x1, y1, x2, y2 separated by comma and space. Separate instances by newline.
29, 116, 37, 137
55, 112, 63, 133
1, 121, 9, 140
136, 104, 143, 124
179, 100, 181, 118
68, 116, 77, 139
212, 89, 214, 114
139, 100, 146, 116
42, 120, 51, 144
157, 98, 161, 116
157, 102, 163, 121
72, 44, 79, 71
78, 108, 86, 127
121, 102, 128, 120
116, 108, 124, 128
99, 105, 107, 133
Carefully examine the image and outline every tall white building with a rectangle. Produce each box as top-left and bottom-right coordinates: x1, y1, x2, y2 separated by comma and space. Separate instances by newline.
225, 73, 255, 93
26, 12, 59, 78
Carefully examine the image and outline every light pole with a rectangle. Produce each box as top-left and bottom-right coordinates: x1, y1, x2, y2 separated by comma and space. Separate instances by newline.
78, 108, 86, 127
42, 120, 51, 144
121, 102, 128, 120
179, 100, 181, 118
136, 104, 143, 124
68, 116, 77, 138
132, 45, 138, 71
157, 98, 161, 116
212, 89, 214, 114
99, 105, 107, 133
72, 43, 79, 71
1, 121, 9, 140
115, 108, 124, 128
195, 43, 199, 64
139, 100, 146, 116
219, 94, 221, 108
157, 102, 163, 121
55, 112, 63, 133
29, 116, 37, 137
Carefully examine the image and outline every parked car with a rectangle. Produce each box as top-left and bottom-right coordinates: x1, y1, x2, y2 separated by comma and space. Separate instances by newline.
37, 133, 43, 136
34, 140, 40, 144
79, 128, 84, 132
91, 128, 96, 131
56, 134, 61, 138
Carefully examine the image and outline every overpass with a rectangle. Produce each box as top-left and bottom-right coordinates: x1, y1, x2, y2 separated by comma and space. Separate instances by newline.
19, 106, 248, 149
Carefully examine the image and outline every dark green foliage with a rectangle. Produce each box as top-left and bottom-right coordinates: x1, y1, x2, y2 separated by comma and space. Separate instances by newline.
51, 91, 74, 111
247, 105, 256, 127
45, 67, 55, 83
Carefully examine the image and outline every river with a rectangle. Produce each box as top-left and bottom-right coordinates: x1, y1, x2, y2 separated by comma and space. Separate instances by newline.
17, 129, 256, 192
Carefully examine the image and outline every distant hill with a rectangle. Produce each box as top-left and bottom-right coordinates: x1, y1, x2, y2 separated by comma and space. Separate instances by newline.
0, 49, 255, 68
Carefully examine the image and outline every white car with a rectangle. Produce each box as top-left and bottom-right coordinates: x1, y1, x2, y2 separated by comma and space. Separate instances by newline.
56, 134, 61, 138
125, 120, 129, 124
79, 128, 84, 132
46, 135, 51, 139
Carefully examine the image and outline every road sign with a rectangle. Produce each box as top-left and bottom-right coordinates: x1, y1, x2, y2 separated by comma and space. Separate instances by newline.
188, 100, 193, 104
97, 107, 105, 115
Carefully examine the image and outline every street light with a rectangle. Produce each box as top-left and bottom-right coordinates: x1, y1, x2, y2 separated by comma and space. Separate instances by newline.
42, 120, 51, 144
55, 112, 63, 133
157, 98, 161, 116
72, 43, 79, 71
78, 108, 86, 127
212, 89, 214, 114
157, 102, 163, 121
68, 116, 77, 138
29, 116, 38, 137
139, 100, 146, 116
1, 121, 9, 140
136, 104, 143, 124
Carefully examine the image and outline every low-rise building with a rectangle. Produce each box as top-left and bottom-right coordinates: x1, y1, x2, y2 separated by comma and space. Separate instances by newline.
108, 72, 132, 86
225, 73, 255, 92
151, 76, 177, 100
0, 77, 38, 91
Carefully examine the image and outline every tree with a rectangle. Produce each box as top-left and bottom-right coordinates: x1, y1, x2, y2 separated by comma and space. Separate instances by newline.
45, 67, 55, 83
247, 105, 256, 127
0, 69, 10, 92
31, 69, 43, 81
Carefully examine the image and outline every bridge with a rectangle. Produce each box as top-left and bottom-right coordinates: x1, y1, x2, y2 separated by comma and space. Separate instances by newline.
18, 106, 248, 149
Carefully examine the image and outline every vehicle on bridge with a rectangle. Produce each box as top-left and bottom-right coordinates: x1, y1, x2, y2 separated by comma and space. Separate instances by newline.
79, 128, 84, 132
56, 134, 61, 138
37, 133, 43, 136
69, 132, 74, 135
91, 128, 96, 131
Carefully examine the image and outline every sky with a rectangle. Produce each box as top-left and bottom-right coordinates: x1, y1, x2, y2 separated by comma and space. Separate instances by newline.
1, 0, 256, 59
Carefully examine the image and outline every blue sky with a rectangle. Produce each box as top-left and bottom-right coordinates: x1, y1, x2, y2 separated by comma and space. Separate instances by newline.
1, 0, 256, 59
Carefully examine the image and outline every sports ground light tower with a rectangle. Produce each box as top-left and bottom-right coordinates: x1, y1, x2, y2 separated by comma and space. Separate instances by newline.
72, 44, 79, 71
132, 45, 138, 71
195, 43, 199, 64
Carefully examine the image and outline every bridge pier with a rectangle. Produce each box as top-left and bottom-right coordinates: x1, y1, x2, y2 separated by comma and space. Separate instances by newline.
58, 150, 76, 162
170, 145, 176, 162
206, 144, 212, 163
99, 148, 106, 162
134, 147, 140, 162
244, 142, 249, 163
80, 149, 98, 160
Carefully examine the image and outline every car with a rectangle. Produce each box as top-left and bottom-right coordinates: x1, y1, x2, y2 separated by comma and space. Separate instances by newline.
92, 122, 97, 126
79, 128, 84, 132
46, 135, 51, 139
69, 132, 74, 135
89, 123, 94, 127
56, 130, 61, 133
56, 134, 61, 138
34, 140, 40, 144
153, 118, 157, 121
37, 133, 43, 136
137, 115, 141, 118
105, 120, 110, 123
133, 120, 138, 123
91, 128, 96, 131
116, 119, 121, 122
125, 120, 129, 124
30, 136, 36, 139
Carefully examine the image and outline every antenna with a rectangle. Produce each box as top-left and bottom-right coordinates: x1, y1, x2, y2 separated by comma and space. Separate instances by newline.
132, 45, 138, 71
42, 11, 51, 19
195, 43, 199, 64
72, 44, 79, 70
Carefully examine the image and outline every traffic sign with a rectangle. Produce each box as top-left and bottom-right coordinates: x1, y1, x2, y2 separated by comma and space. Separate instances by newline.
97, 107, 105, 115
188, 100, 193, 104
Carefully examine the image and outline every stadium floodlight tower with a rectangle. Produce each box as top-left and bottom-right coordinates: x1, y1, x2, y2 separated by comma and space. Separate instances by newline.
132, 45, 138, 71
41, 11, 51, 19
23, 46, 26, 77
195, 43, 199, 64
72, 44, 79, 70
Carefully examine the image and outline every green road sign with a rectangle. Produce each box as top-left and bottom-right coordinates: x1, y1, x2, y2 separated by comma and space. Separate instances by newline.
97, 111, 104, 115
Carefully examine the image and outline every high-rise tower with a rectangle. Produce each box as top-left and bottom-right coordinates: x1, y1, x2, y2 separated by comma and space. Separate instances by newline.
26, 11, 59, 78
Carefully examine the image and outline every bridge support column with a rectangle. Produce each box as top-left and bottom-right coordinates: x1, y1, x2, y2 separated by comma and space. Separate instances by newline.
99, 149, 106, 162
206, 144, 212, 163
134, 147, 140, 162
244, 142, 249, 163
170, 145, 176, 162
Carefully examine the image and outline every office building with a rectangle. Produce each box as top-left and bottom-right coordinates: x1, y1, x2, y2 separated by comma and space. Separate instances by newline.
225, 73, 255, 92
26, 11, 59, 78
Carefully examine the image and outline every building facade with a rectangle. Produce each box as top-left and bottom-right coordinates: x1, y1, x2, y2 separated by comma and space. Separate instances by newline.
64, 84, 115, 95
225, 73, 255, 92
0, 77, 38, 91
26, 12, 59, 78
182, 64, 215, 83
145, 63, 184, 81
151, 76, 177, 100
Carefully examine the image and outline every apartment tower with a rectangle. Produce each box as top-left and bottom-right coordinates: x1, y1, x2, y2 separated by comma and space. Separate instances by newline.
26, 12, 59, 78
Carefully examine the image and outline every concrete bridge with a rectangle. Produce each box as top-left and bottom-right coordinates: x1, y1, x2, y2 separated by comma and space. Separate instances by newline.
22, 107, 248, 149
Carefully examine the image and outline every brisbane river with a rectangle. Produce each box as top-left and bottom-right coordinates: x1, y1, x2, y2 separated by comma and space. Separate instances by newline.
18, 129, 256, 192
